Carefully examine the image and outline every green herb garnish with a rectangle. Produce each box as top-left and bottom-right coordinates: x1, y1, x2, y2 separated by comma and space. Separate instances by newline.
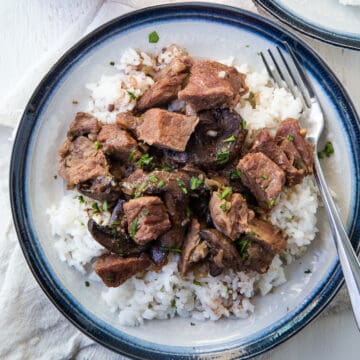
137, 153, 153, 168
219, 187, 232, 200
127, 91, 136, 100
185, 206, 192, 218
80, 222, 85, 226
223, 135, 237, 143
102, 200, 108, 212
134, 183, 147, 198
157, 180, 165, 188
190, 322, 196, 326
92, 202, 101, 213
176, 178, 185, 187
249, 231, 258, 237
190, 176, 203, 190
216, 149, 230, 165
129, 217, 139, 238
53, 175, 57, 179
182, 187, 188, 194
77, 195, 85, 204
109, 61, 115, 66
318, 141, 334, 159
85, 281, 90, 287
241, 120, 247, 129
304, 269, 312, 274
193, 279, 202, 286
149, 174, 158, 183
261, 174, 269, 180
268, 198, 276, 207
94, 141, 101, 150
286, 134, 294, 142
220, 202, 228, 212
238, 239, 249, 258
161, 164, 173, 172
230, 169, 242, 180
106, 276, 114, 282
148, 31, 160, 43
171, 299, 176, 308
128, 149, 136, 162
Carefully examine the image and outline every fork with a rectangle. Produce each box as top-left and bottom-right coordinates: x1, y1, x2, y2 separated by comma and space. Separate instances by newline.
260, 43, 360, 330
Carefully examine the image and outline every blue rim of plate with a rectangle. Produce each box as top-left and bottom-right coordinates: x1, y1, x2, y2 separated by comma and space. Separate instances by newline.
9, 3, 360, 359
254, 0, 360, 50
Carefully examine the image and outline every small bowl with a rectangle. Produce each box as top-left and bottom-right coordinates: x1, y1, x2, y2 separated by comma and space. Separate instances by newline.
10, 3, 360, 359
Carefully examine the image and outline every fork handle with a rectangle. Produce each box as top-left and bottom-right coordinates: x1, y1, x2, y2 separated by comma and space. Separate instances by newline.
314, 156, 360, 330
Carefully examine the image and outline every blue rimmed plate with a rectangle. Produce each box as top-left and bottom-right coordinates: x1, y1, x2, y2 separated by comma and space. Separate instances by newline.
255, 0, 360, 50
10, 3, 360, 359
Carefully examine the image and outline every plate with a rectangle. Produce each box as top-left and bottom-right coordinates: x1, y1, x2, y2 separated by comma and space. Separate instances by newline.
9, 3, 360, 359
255, 0, 360, 50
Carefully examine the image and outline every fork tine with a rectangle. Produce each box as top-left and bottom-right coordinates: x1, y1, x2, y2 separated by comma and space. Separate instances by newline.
282, 42, 315, 99
260, 51, 280, 86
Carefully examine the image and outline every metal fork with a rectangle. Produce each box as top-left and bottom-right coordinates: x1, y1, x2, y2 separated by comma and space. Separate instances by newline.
261, 43, 360, 330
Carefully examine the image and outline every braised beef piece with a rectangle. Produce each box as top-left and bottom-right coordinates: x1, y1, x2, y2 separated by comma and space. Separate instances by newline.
123, 196, 171, 245
247, 218, 286, 255
275, 118, 314, 175
94, 253, 151, 287
237, 152, 285, 210
88, 219, 146, 256
67, 112, 101, 140
167, 109, 247, 169
116, 112, 140, 135
97, 124, 139, 161
209, 191, 254, 240
179, 219, 208, 275
178, 60, 247, 112
250, 128, 305, 187
136, 55, 193, 112
200, 229, 242, 275
117, 108, 199, 152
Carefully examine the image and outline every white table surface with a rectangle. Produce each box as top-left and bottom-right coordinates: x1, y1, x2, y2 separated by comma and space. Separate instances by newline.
1, 1, 359, 359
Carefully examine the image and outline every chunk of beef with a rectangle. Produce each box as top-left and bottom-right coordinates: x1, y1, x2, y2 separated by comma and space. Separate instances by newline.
200, 229, 242, 274
97, 124, 139, 161
136, 55, 193, 112
88, 219, 147, 256
237, 152, 285, 210
116, 112, 141, 134
209, 192, 254, 240
58, 136, 110, 188
239, 240, 274, 274
247, 218, 286, 254
124, 196, 171, 245
67, 112, 101, 140
275, 118, 314, 174
178, 60, 247, 112
179, 219, 208, 275
139, 109, 199, 152
94, 254, 151, 287
170, 109, 247, 169
250, 129, 304, 187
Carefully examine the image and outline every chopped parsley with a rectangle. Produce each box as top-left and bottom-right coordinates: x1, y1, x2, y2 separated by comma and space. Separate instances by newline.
190, 176, 203, 190
84, 281, 90, 287
246, 44, 250, 48
128, 149, 137, 162
249, 231, 259, 237
185, 206, 192, 218
53, 175, 57, 180
304, 269, 312, 274
161, 164, 173, 172
102, 200, 108, 212
92, 202, 101, 214
268, 198, 276, 207
216, 149, 230, 165
105, 276, 114, 282
148, 31, 160, 43
112, 220, 120, 226
137, 153, 153, 168
261, 174, 269, 180
237, 239, 249, 258
171, 299, 176, 308
127, 91, 136, 100
223, 135, 237, 143
220, 202, 228, 212
148, 174, 158, 183
157, 180, 165, 188
134, 183, 147, 198
109, 61, 115, 66
176, 178, 185, 187
219, 187, 232, 200
182, 187, 188, 194
129, 217, 139, 238
230, 169, 242, 180
94, 141, 101, 150
190, 322, 196, 326
80, 222, 85, 226
193, 279, 202, 286
318, 141, 334, 159
77, 195, 85, 204
241, 120, 247, 129
286, 134, 294, 142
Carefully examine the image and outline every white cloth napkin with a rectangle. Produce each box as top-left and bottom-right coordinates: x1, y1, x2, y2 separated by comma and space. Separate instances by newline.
0, 1, 350, 359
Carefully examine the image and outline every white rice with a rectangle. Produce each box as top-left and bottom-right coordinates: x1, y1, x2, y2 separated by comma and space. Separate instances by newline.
48, 46, 319, 326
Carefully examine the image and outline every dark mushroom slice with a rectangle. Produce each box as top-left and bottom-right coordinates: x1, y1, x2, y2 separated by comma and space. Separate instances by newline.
200, 229, 243, 276
179, 219, 208, 275
88, 219, 147, 256
94, 253, 151, 287
77, 176, 121, 203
